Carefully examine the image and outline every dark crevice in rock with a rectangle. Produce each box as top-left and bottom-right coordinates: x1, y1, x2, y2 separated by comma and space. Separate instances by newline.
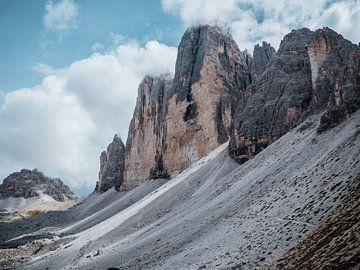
183, 102, 198, 122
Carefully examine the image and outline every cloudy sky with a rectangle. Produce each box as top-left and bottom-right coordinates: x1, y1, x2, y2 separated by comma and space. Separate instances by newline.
0, 0, 359, 195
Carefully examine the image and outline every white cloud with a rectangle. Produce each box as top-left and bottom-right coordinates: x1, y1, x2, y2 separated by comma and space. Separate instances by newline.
0, 76, 94, 189
43, 0, 79, 32
317, 1, 360, 42
110, 33, 126, 46
162, 0, 240, 26
91, 43, 104, 52
0, 40, 177, 192
162, 0, 360, 52
32, 63, 66, 76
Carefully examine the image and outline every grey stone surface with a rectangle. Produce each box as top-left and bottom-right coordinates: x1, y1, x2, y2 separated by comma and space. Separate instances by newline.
95, 134, 125, 192
0, 169, 77, 202
229, 27, 360, 163
252, 41, 275, 78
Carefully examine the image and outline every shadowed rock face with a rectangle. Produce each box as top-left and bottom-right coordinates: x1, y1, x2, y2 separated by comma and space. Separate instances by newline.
309, 28, 360, 132
0, 169, 77, 202
252, 41, 276, 79
95, 135, 125, 192
122, 76, 172, 190
230, 28, 315, 163
229, 27, 360, 163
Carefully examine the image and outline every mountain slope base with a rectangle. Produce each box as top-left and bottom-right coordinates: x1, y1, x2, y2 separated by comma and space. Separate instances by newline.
8, 111, 360, 270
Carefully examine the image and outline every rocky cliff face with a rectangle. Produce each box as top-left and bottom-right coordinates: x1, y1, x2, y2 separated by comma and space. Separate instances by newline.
229, 28, 315, 162
308, 28, 360, 132
95, 134, 125, 192
229, 27, 360, 163
99, 25, 359, 192
162, 25, 251, 177
121, 25, 252, 190
0, 169, 77, 202
252, 41, 275, 79
123, 76, 172, 189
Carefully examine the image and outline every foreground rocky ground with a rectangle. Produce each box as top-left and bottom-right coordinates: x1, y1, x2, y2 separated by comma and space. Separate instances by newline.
266, 175, 360, 270
0, 237, 75, 270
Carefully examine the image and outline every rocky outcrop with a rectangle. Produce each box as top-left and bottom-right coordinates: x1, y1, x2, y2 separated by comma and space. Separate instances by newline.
229, 27, 360, 163
95, 134, 125, 192
162, 25, 251, 174
0, 169, 77, 202
252, 41, 275, 78
122, 76, 172, 189
121, 25, 252, 190
100, 25, 359, 191
307, 28, 360, 132
230, 28, 314, 163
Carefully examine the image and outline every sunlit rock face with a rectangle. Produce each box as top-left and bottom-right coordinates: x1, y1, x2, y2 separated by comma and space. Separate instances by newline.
95, 134, 125, 192
162, 25, 252, 175
121, 25, 252, 190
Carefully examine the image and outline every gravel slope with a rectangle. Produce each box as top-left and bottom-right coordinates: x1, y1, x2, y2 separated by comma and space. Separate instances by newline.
7, 111, 360, 270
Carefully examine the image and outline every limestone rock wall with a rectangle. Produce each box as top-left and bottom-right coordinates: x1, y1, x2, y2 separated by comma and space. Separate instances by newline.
230, 28, 314, 163
122, 76, 172, 190
95, 134, 125, 192
252, 41, 275, 79
121, 25, 252, 190
163, 25, 252, 174
306, 28, 360, 132
307, 27, 347, 109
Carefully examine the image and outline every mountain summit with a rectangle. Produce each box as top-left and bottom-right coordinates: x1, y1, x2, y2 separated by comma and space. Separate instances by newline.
0, 168, 77, 202
96, 25, 360, 191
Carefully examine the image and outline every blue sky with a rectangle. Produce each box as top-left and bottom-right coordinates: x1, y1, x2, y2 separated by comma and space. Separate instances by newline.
0, 0, 359, 196
0, 0, 183, 93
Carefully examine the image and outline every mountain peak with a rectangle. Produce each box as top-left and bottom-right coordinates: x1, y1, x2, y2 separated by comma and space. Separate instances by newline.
0, 169, 77, 202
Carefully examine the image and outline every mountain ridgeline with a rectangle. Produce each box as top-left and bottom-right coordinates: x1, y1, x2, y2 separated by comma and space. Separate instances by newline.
0, 169, 77, 202
95, 25, 360, 193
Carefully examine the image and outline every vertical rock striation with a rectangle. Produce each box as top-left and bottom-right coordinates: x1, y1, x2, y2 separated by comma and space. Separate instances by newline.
122, 75, 172, 190
162, 25, 252, 175
230, 28, 314, 163
229, 27, 360, 162
121, 25, 252, 190
119, 25, 253, 190
306, 28, 360, 132
252, 41, 275, 78
95, 134, 125, 192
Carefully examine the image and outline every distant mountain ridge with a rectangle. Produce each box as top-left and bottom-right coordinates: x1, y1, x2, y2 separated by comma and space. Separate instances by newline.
0, 168, 77, 202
